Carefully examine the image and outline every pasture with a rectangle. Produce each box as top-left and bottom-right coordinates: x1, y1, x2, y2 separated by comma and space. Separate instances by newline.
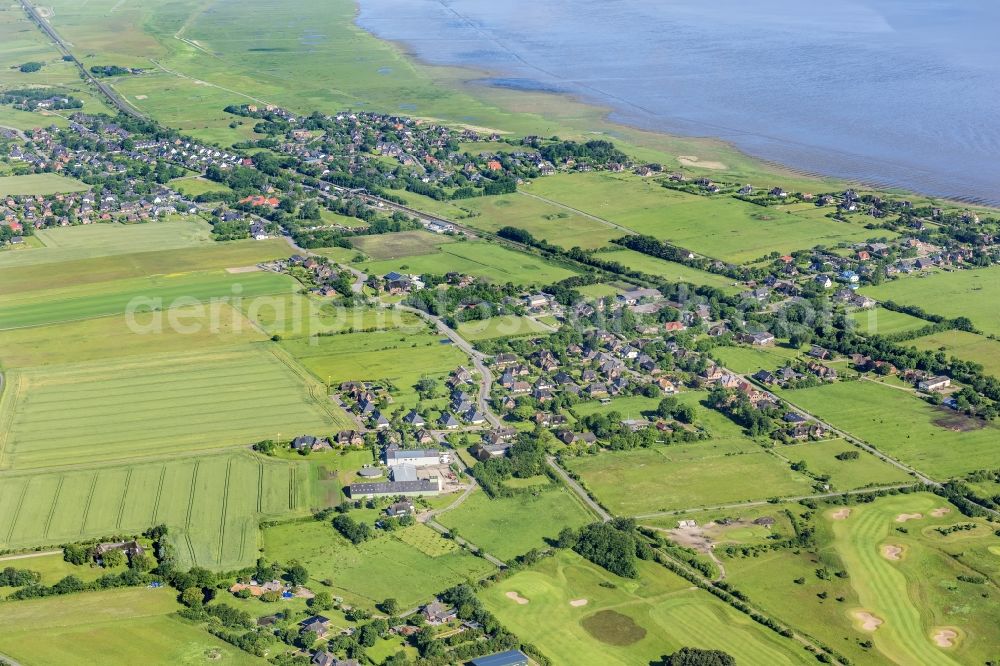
240, 295, 422, 339
263, 520, 494, 609
0, 346, 350, 470
0, 588, 265, 665
849, 307, 930, 336
0, 237, 289, 293
0, 452, 310, 570
0, 269, 296, 330
712, 344, 803, 374
0, 218, 215, 268
906, 329, 1000, 378
862, 266, 1000, 337
481, 549, 806, 665
435, 487, 593, 560
280, 327, 469, 408
456, 315, 553, 340
777, 380, 1000, 479
0, 173, 89, 196
364, 240, 578, 285
351, 230, 456, 260
599, 248, 741, 293
0, 303, 265, 368
168, 176, 233, 198
524, 172, 883, 263
778, 439, 912, 490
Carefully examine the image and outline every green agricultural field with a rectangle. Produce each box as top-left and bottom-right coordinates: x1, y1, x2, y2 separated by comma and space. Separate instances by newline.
524, 172, 883, 263
168, 176, 233, 198
712, 344, 803, 374
573, 396, 662, 419
0, 452, 310, 569
862, 267, 1000, 337
263, 520, 494, 609
0, 303, 265, 368
0, 173, 89, 196
351, 230, 456, 260
0, 269, 296, 330
849, 307, 930, 336
0, 587, 265, 665
566, 444, 814, 516
279, 328, 467, 409
240, 295, 422, 339
600, 248, 741, 293
575, 283, 623, 300
778, 439, 913, 490
0, 218, 216, 268
777, 380, 1000, 479
0, 238, 289, 293
435, 487, 593, 560
0, 550, 115, 586
416, 192, 622, 250
364, 240, 578, 285
907, 329, 1000, 378
457, 315, 553, 340
481, 550, 807, 665
0, 346, 350, 470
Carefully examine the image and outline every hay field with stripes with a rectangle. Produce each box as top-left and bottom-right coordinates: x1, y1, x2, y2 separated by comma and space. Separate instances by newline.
0, 452, 310, 570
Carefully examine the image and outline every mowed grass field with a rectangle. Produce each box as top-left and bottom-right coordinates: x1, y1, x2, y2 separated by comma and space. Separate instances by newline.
280, 328, 468, 409
0, 452, 309, 569
457, 315, 553, 340
849, 307, 930, 336
363, 239, 578, 285
907, 329, 1000, 378
264, 520, 494, 609
778, 380, 1000, 479
712, 344, 804, 374
0, 587, 265, 666
0, 218, 216, 268
240, 294, 424, 339
524, 172, 884, 263
481, 550, 807, 666
0, 173, 89, 196
0, 269, 296, 330
0, 346, 351, 470
862, 267, 1000, 337
0, 303, 266, 368
351, 229, 456, 260
435, 487, 593, 560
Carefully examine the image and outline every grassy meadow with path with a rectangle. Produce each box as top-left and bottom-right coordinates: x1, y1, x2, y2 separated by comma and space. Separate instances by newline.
777, 439, 913, 490
777, 380, 1000, 479
481, 550, 808, 665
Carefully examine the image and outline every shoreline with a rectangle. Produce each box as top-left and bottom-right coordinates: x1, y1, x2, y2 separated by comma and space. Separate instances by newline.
351, 2, 996, 209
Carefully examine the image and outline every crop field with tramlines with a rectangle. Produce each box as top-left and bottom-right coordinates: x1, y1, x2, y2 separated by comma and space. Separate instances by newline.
0, 453, 310, 570
0, 346, 352, 470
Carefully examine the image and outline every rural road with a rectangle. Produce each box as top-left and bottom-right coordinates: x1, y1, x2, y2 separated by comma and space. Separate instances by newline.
0, 549, 61, 562
546, 456, 611, 522
397, 305, 502, 429
632, 483, 916, 520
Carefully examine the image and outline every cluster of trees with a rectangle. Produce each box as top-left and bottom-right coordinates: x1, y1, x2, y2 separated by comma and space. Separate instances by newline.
89, 65, 136, 77
656, 648, 736, 666
707, 387, 782, 438
331, 513, 375, 544
405, 279, 521, 321
471, 435, 549, 497
559, 518, 653, 578
0, 567, 41, 587
0, 88, 82, 110
18, 62, 43, 73
539, 139, 626, 166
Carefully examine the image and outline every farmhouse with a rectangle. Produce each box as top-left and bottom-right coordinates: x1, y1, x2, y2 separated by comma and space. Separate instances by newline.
918, 376, 951, 392
384, 447, 449, 467
299, 615, 332, 638
94, 540, 144, 564
744, 331, 775, 346
422, 600, 457, 625
348, 478, 442, 499
386, 500, 415, 517
312, 652, 358, 666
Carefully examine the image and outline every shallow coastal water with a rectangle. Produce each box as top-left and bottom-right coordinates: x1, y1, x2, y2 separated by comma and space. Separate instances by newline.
357, 0, 1000, 204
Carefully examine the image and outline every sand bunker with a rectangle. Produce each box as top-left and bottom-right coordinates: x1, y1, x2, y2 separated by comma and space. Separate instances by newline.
226, 265, 262, 274
505, 591, 529, 605
881, 544, 903, 561
853, 611, 884, 632
135, 95, 148, 100
930, 508, 951, 517
896, 513, 923, 523
569, 598, 589, 607
932, 628, 958, 648
830, 508, 851, 520
678, 155, 727, 170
